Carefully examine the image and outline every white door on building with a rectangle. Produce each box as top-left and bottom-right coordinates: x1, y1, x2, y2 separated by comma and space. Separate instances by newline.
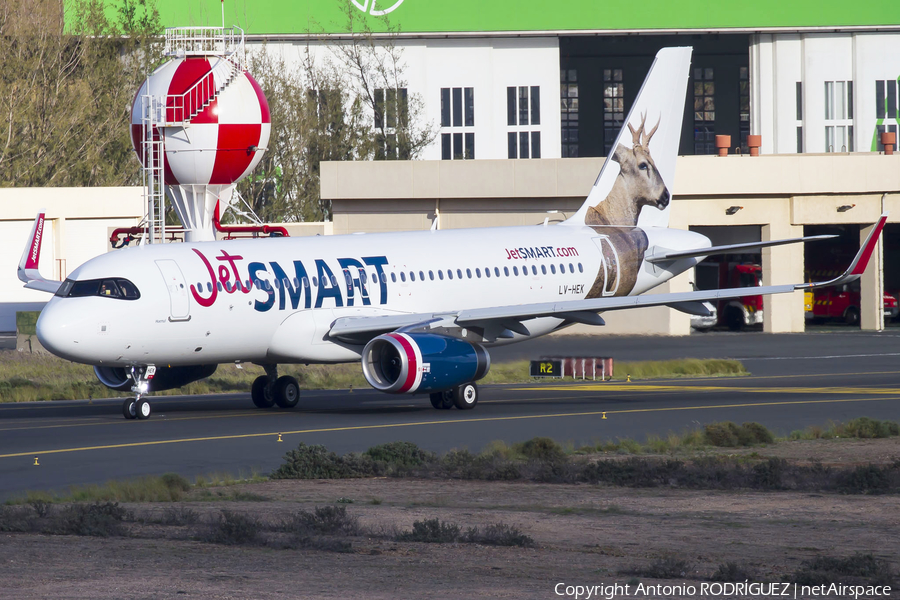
155, 260, 191, 321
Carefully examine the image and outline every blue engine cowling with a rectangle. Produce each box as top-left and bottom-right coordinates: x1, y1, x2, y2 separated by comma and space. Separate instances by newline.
361, 333, 490, 394
94, 364, 217, 392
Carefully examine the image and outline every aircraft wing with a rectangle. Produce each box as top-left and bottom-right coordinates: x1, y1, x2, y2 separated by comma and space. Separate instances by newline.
17, 212, 61, 294
644, 234, 837, 264
329, 213, 887, 343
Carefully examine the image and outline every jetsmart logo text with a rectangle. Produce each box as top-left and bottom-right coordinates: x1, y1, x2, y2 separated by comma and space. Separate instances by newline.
30, 217, 43, 264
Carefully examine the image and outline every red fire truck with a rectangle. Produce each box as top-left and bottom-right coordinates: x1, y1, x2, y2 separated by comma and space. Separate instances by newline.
716, 262, 898, 328
804, 280, 898, 325
718, 263, 764, 331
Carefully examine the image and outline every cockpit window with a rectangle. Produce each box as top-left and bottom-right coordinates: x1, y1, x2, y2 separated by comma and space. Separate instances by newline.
115, 279, 140, 299
55, 278, 140, 300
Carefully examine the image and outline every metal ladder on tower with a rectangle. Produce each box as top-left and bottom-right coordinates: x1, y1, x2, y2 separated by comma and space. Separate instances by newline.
141, 93, 166, 244
165, 58, 240, 126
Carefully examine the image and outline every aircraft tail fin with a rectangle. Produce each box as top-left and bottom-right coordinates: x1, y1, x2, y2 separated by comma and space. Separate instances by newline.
566, 47, 692, 230
18, 211, 61, 294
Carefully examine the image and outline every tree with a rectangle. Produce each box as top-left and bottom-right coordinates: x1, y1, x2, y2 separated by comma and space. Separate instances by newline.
0, 0, 163, 188
237, 47, 375, 224
331, 5, 435, 162
235, 4, 436, 223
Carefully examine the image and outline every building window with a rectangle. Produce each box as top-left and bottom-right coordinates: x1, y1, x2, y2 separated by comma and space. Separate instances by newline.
693, 67, 715, 155
875, 80, 898, 152
560, 69, 578, 157
739, 67, 750, 154
876, 80, 897, 120
603, 69, 624, 156
440, 87, 474, 160
374, 88, 408, 160
507, 85, 541, 158
824, 81, 853, 152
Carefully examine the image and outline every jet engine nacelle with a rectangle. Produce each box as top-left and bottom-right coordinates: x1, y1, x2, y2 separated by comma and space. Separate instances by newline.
361, 333, 490, 394
94, 364, 218, 392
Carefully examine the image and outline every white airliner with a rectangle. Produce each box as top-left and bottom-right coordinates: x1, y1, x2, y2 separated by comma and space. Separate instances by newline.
19, 47, 886, 420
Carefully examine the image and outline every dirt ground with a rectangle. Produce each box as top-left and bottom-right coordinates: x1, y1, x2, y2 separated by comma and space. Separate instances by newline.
2, 438, 899, 599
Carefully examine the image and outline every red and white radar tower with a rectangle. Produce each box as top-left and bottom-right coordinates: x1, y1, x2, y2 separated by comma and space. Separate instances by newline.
130, 27, 270, 242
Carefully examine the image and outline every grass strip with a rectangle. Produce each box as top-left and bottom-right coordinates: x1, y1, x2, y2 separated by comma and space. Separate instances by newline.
0, 352, 746, 403
6, 418, 899, 505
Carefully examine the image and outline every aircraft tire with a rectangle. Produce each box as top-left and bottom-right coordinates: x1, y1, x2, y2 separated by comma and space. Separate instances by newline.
725, 306, 744, 331
251, 376, 276, 408
135, 399, 151, 420
122, 399, 137, 419
274, 376, 300, 408
452, 382, 478, 410
430, 391, 454, 410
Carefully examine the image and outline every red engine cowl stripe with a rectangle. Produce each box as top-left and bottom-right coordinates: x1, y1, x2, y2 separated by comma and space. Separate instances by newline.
387, 333, 418, 393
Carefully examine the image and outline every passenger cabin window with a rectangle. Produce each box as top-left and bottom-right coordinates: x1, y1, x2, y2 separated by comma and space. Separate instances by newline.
56, 278, 141, 300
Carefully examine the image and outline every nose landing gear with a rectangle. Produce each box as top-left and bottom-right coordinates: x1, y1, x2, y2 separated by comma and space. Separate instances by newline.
122, 365, 154, 420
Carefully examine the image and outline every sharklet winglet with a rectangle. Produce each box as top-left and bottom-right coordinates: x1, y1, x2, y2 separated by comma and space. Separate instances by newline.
17, 211, 60, 294
796, 212, 888, 291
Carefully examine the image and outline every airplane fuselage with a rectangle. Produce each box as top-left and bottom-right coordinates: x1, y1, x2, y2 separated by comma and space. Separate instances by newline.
36, 223, 709, 368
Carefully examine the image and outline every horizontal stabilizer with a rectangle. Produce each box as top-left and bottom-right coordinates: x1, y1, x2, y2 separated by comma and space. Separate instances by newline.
645, 235, 837, 264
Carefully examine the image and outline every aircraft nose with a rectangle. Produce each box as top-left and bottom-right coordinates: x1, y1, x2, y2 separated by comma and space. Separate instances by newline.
36, 300, 85, 362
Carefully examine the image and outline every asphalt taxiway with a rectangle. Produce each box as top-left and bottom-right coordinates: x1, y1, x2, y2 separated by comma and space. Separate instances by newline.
1, 331, 899, 500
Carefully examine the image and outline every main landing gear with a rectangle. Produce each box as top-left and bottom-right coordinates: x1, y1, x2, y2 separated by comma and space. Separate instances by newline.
251, 365, 300, 410
430, 382, 479, 410
122, 365, 154, 420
